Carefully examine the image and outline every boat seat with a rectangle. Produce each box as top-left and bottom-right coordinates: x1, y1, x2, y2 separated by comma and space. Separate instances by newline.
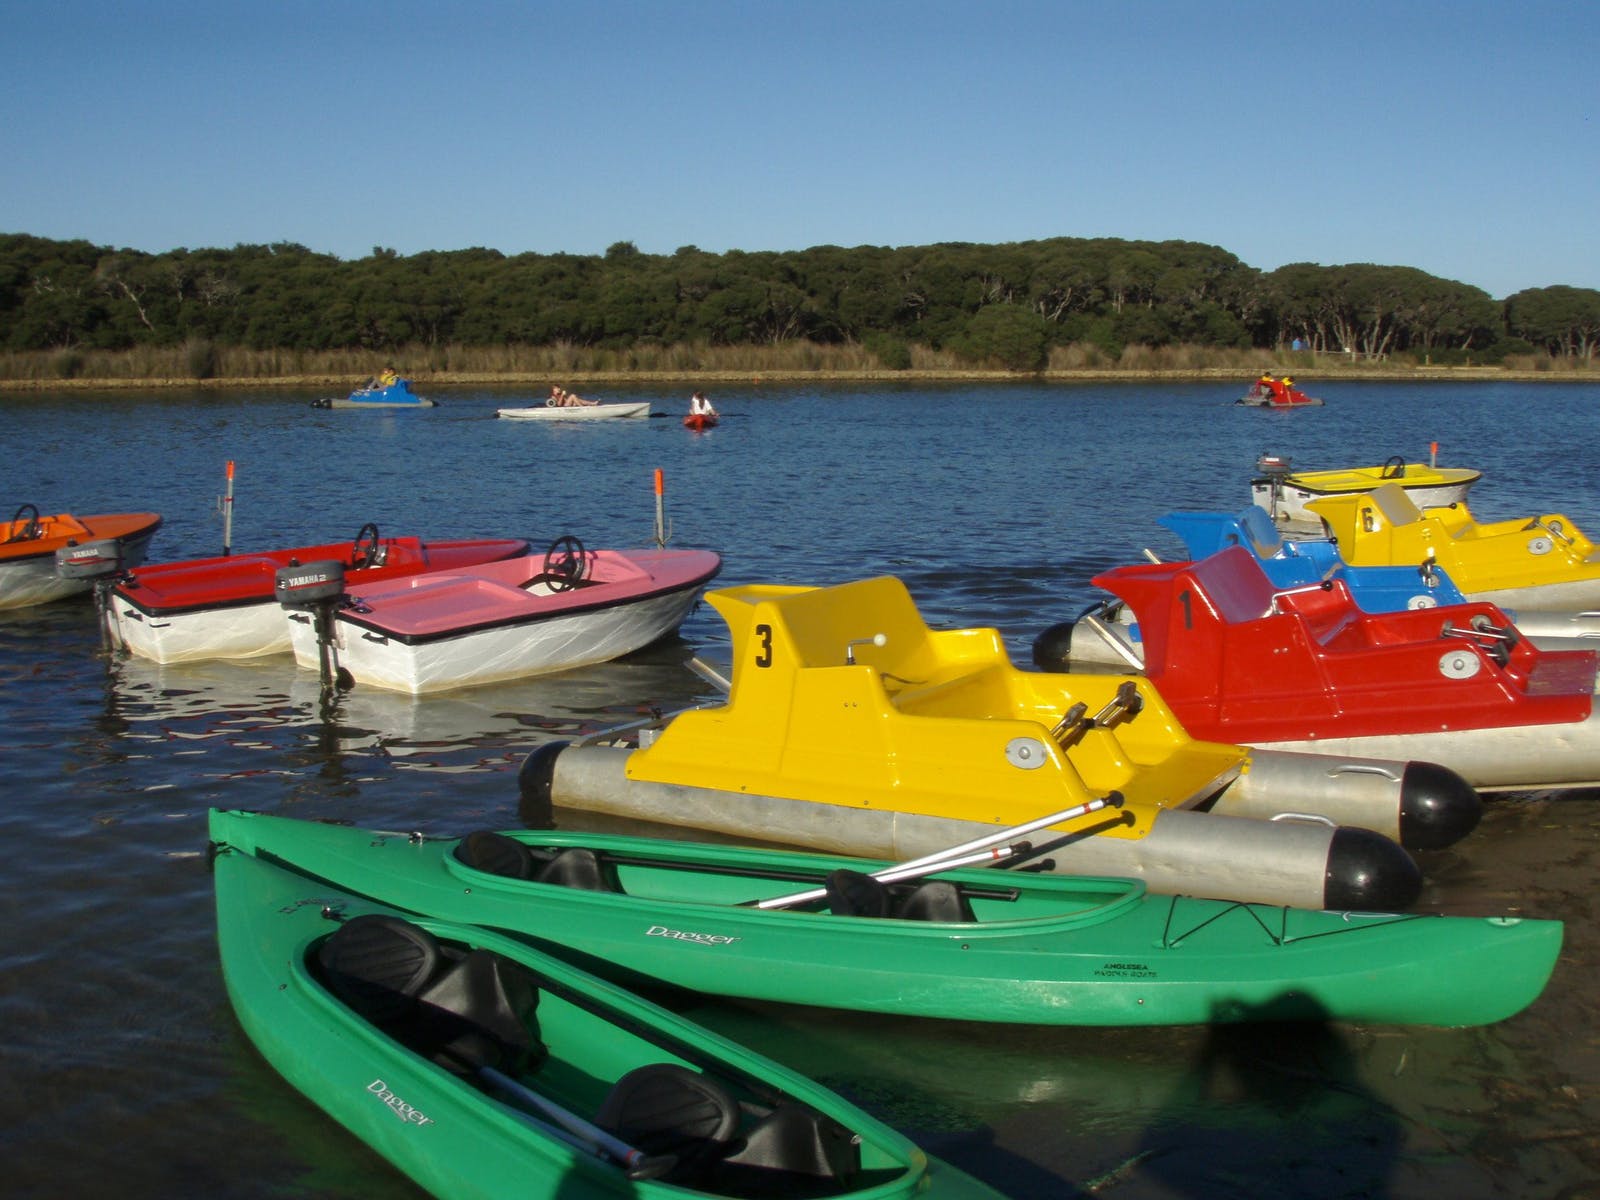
823, 869, 894, 918
824, 869, 977, 922
1237, 505, 1286, 559
712, 1102, 862, 1194
1190, 549, 1277, 625
893, 879, 977, 922
595, 1063, 741, 1182
1369, 483, 1424, 529
454, 832, 624, 893
317, 913, 546, 1076
534, 847, 623, 892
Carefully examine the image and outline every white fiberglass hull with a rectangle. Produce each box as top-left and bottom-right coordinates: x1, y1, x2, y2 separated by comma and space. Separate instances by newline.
289, 586, 701, 693
110, 597, 291, 663
1253, 480, 1474, 527
496, 402, 651, 421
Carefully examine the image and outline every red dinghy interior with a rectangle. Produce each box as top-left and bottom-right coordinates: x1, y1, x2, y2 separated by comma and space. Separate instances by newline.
114, 530, 530, 615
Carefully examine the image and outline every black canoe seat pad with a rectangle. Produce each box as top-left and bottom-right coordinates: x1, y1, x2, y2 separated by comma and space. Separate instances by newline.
823, 869, 976, 922
455, 831, 623, 893
317, 913, 546, 1076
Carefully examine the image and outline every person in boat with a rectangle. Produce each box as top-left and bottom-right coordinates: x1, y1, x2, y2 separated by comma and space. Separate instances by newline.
1268, 375, 1290, 403
548, 385, 598, 408
689, 390, 717, 418
1279, 375, 1297, 401
1254, 371, 1275, 399
377, 367, 399, 388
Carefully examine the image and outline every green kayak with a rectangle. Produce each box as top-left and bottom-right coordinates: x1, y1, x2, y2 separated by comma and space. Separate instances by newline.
213, 844, 1010, 1200
210, 809, 1562, 1027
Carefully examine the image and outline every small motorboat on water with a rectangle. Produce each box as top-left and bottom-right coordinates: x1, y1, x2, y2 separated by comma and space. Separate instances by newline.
211, 808, 1564, 1028
101, 525, 529, 663
522, 575, 1488, 912
278, 536, 722, 694
312, 376, 437, 409
683, 413, 719, 431
1235, 375, 1323, 407
211, 836, 1007, 1200
1310, 483, 1600, 611
498, 401, 652, 421
0, 504, 162, 610
1070, 545, 1600, 792
1253, 453, 1480, 527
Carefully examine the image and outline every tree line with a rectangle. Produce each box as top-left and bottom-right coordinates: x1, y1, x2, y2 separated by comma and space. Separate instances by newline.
2, 231, 1596, 372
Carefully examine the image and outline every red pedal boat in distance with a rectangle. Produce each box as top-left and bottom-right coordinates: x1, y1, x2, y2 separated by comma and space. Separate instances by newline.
0, 506, 162, 610
1093, 545, 1600, 791
105, 524, 529, 664
683, 413, 719, 431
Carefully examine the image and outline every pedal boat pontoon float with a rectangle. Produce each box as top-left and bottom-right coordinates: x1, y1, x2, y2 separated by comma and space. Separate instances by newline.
1047, 545, 1600, 792
521, 577, 1486, 913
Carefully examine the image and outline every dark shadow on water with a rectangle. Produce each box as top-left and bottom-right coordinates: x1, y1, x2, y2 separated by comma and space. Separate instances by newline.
1132, 997, 1401, 1200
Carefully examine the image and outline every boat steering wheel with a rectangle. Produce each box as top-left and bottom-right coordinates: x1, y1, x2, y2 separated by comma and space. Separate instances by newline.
351, 523, 383, 569
6, 503, 42, 543
542, 535, 588, 592
1380, 456, 1407, 479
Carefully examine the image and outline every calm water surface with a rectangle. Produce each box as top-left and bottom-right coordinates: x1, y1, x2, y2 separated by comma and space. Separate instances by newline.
3, 379, 1599, 1199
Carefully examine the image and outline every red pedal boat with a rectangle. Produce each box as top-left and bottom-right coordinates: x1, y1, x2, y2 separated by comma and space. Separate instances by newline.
1093, 545, 1600, 791
103, 524, 528, 663
0, 505, 162, 610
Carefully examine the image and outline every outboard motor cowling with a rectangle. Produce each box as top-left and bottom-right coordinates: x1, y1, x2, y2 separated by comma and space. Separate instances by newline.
274, 560, 347, 608
55, 538, 125, 580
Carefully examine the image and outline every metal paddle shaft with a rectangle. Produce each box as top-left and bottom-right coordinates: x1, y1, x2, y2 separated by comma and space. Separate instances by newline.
754, 793, 1122, 910
480, 1066, 677, 1179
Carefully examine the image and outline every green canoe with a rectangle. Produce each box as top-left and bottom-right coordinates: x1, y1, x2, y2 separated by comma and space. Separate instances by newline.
213, 844, 1009, 1200
210, 809, 1562, 1027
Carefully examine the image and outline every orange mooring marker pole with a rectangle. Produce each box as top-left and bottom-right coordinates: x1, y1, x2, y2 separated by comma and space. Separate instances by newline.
1430, 441, 1438, 468
220, 460, 236, 556
653, 468, 668, 548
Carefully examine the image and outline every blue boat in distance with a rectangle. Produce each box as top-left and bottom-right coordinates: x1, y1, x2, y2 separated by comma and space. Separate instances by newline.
311, 372, 437, 409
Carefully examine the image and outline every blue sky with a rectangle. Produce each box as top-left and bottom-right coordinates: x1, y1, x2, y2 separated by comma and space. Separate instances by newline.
4, 0, 1594, 299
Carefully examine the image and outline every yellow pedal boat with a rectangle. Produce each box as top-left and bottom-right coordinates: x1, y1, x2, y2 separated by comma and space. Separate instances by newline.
1309, 483, 1600, 610
522, 576, 1471, 912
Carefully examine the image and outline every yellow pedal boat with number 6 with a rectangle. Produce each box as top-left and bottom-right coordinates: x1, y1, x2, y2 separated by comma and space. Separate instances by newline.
1309, 483, 1600, 611
523, 576, 1481, 913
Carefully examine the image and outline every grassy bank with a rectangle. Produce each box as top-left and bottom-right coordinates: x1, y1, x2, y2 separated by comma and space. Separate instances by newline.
1, 339, 1594, 391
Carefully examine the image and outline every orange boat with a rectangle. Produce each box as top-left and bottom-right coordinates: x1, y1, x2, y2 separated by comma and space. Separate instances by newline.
0, 505, 162, 610
683, 412, 719, 431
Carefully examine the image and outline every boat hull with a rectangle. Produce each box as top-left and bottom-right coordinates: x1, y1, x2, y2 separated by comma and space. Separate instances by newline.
287, 549, 721, 693
0, 511, 161, 610
211, 809, 1563, 1028
312, 379, 435, 408
213, 837, 1005, 1200
107, 536, 529, 663
498, 402, 652, 421
1253, 465, 1479, 527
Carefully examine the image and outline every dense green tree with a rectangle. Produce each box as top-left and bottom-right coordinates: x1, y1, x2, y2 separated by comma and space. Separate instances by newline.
1505, 286, 1600, 360
0, 231, 1584, 366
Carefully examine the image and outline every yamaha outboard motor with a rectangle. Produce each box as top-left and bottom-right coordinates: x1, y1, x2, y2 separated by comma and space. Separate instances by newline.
56, 538, 126, 650
275, 560, 353, 692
